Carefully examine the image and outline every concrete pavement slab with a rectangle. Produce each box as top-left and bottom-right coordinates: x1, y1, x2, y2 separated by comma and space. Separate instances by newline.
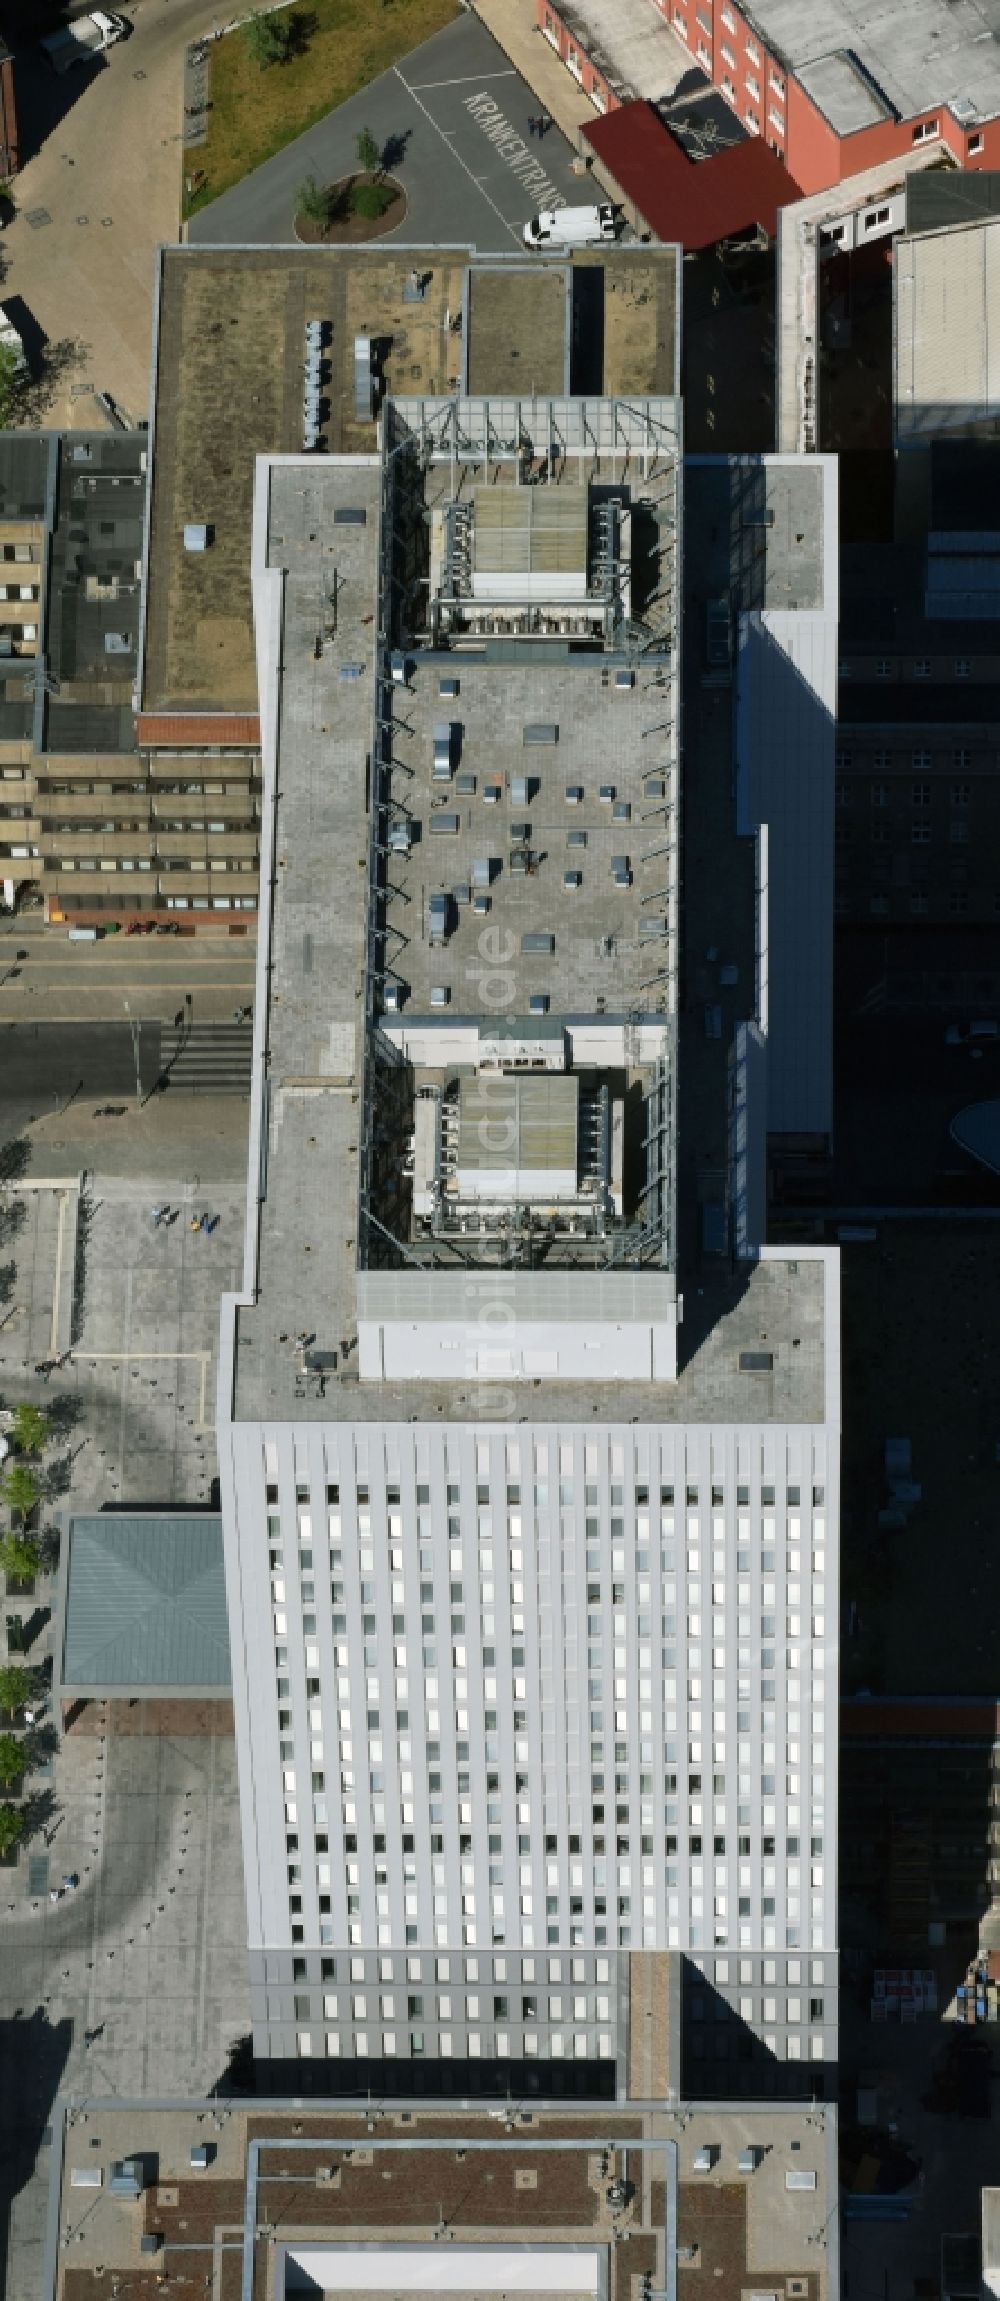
3, 0, 223, 426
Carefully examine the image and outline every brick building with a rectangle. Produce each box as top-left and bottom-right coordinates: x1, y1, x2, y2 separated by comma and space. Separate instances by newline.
537, 0, 1000, 192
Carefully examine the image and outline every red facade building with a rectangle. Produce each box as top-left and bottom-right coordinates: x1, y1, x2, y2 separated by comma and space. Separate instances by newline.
537, 0, 1000, 193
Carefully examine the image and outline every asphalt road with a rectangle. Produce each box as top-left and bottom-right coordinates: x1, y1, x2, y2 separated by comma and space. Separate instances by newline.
0, 1022, 159, 1150
0, 917, 255, 1023
189, 13, 584, 250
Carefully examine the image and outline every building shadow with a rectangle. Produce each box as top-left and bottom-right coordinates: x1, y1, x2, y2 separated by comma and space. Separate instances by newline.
0, 2008, 72, 2301
247, 2054, 616, 2100
8, 43, 110, 170
680, 1955, 836, 2102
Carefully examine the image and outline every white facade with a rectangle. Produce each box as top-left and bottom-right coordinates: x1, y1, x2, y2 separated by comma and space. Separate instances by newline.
221, 1388, 839, 2075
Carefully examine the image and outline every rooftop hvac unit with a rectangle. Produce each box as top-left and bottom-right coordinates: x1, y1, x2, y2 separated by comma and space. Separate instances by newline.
692, 2145, 719, 2173
183, 523, 209, 552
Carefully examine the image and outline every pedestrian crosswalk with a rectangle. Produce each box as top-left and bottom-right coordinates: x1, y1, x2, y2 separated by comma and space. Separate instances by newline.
157, 1020, 253, 1096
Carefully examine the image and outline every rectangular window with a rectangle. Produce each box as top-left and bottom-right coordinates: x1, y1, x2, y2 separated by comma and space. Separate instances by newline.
911, 823, 931, 845
969, 133, 984, 155
869, 782, 888, 808
913, 657, 931, 678
912, 783, 930, 807
954, 657, 971, 677
912, 118, 939, 142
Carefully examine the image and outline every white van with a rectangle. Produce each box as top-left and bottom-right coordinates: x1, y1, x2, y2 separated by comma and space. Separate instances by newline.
523, 203, 619, 250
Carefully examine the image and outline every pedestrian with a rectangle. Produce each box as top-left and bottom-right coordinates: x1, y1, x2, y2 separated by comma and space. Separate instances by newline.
49, 1888, 61, 1905
151, 1205, 167, 1227
189, 1216, 200, 1233
539, 111, 550, 136
200, 1212, 212, 1235
528, 114, 536, 137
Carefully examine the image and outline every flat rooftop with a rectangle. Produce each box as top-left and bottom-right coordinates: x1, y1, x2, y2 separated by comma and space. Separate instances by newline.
44, 432, 146, 753
740, 0, 1000, 131
46, 2097, 836, 2301
227, 434, 831, 1425
142, 246, 678, 718
550, 0, 692, 102
551, 0, 1000, 133
895, 216, 1000, 442
376, 654, 670, 1016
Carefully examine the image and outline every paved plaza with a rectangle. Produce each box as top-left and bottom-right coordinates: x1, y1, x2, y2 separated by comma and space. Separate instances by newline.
2, 0, 221, 429
0, 1166, 249, 2299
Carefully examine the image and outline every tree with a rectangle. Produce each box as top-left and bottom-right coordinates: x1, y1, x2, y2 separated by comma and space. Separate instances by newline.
355, 125, 382, 176
0, 1734, 22, 1788
296, 174, 331, 227
0, 1803, 25, 1856
0, 340, 26, 430
0, 1463, 38, 1521
0, 1662, 34, 1715
243, 9, 293, 66
11, 1404, 49, 1457
0, 1530, 39, 1583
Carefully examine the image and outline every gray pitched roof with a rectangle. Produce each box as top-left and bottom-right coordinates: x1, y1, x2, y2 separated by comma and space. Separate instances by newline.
61, 1514, 230, 1693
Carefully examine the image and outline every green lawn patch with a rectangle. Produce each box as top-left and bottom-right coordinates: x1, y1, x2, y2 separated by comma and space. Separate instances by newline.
184, 0, 460, 218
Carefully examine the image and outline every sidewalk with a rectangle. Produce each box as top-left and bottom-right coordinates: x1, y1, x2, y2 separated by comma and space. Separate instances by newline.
467, 0, 618, 195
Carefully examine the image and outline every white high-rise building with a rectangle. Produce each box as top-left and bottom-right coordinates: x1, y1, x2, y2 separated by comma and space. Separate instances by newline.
218, 393, 840, 2090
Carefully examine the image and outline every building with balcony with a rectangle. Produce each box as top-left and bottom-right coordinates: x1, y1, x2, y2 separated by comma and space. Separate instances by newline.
0, 428, 262, 924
